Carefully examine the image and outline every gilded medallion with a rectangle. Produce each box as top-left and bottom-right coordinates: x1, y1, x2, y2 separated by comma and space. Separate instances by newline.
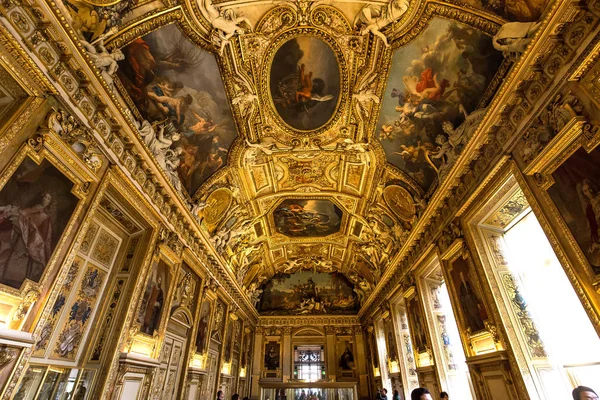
201, 188, 233, 225
269, 36, 340, 131
383, 185, 416, 222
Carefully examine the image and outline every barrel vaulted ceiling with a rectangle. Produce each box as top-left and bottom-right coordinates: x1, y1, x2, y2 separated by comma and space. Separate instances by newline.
47, 0, 556, 313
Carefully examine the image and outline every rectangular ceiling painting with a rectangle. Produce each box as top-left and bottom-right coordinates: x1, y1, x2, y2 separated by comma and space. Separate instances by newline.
117, 24, 236, 197
376, 18, 503, 192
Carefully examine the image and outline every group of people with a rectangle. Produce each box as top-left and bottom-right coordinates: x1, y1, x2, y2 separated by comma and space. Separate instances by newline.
375, 385, 598, 400
216, 391, 249, 400
295, 389, 323, 400
375, 388, 408, 400
218, 385, 598, 400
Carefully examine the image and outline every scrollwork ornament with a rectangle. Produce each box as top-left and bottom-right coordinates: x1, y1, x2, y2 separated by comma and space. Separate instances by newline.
484, 320, 501, 345
27, 134, 44, 152
9, 289, 40, 329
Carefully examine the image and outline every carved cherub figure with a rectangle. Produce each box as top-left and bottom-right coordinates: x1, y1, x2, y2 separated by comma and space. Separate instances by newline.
354, 0, 410, 46
200, 0, 252, 54
80, 34, 124, 88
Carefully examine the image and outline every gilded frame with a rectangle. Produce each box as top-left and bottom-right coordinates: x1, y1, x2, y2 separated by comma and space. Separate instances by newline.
439, 239, 496, 356
129, 244, 180, 359
517, 110, 600, 288
260, 27, 349, 137
0, 138, 91, 315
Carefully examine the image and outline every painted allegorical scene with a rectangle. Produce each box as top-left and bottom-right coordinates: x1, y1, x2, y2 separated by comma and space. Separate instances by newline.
0, 158, 78, 289
273, 199, 343, 237
137, 259, 170, 335
117, 24, 236, 197
377, 18, 503, 191
270, 37, 340, 131
547, 147, 600, 275
258, 272, 359, 315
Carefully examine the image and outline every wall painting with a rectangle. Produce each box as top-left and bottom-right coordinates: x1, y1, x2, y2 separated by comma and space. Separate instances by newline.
0, 157, 78, 289
338, 341, 355, 371
448, 255, 488, 333
137, 259, 170, 335
264, 341, 280, 370
258, 271, 358, 315
195, 299, 212, 354
547, 147, 600, 275
406, 296, 428, 354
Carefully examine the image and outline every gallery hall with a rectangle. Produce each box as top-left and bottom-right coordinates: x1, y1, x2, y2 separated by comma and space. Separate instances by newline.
0, 0, 598, 398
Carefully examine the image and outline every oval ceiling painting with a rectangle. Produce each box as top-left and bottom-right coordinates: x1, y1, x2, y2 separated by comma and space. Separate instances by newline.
270, 36, 340, 131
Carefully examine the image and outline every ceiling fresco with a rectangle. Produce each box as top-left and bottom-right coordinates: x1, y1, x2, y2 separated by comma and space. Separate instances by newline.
116, 24, 237, 198
460, 0, 549, 22
270, 37, 341, 131
376, 18, 504, 191
54, 0, 552, 314
258, 272, 359, 315
273, 199, 343, 237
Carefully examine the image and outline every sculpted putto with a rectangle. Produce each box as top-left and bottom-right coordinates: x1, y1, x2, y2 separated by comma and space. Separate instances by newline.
80, 33, 124, 89
493, 22, 540, 61
199, 0, 252, 55
354, 0, 410, 46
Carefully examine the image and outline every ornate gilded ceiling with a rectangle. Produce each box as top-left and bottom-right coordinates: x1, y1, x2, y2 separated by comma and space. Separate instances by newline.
54, 0, 551, 313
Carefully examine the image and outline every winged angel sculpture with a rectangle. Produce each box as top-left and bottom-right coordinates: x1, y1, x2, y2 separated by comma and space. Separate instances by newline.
199, 0, 252, 55
354, 0, 410, 46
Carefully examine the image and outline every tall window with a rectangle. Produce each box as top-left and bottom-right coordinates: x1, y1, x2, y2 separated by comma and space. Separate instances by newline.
473, 182, 600, 399
294, 346, 325, 382
501, 209, 600, 395
420, 263, 474, 400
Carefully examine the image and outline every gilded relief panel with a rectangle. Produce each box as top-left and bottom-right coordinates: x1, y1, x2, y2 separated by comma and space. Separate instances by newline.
276, 153, 338, 190
34, 222, 122, 362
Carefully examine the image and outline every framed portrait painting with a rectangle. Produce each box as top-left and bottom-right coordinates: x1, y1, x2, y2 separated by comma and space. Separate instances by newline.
0, 156, 79, 289
547, 147, 600, 275
406, 295, 428, 354
137, 259, 171, 335
448, 254, 489, 334
195, 298, 212, 354
264, 341, 280, 371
